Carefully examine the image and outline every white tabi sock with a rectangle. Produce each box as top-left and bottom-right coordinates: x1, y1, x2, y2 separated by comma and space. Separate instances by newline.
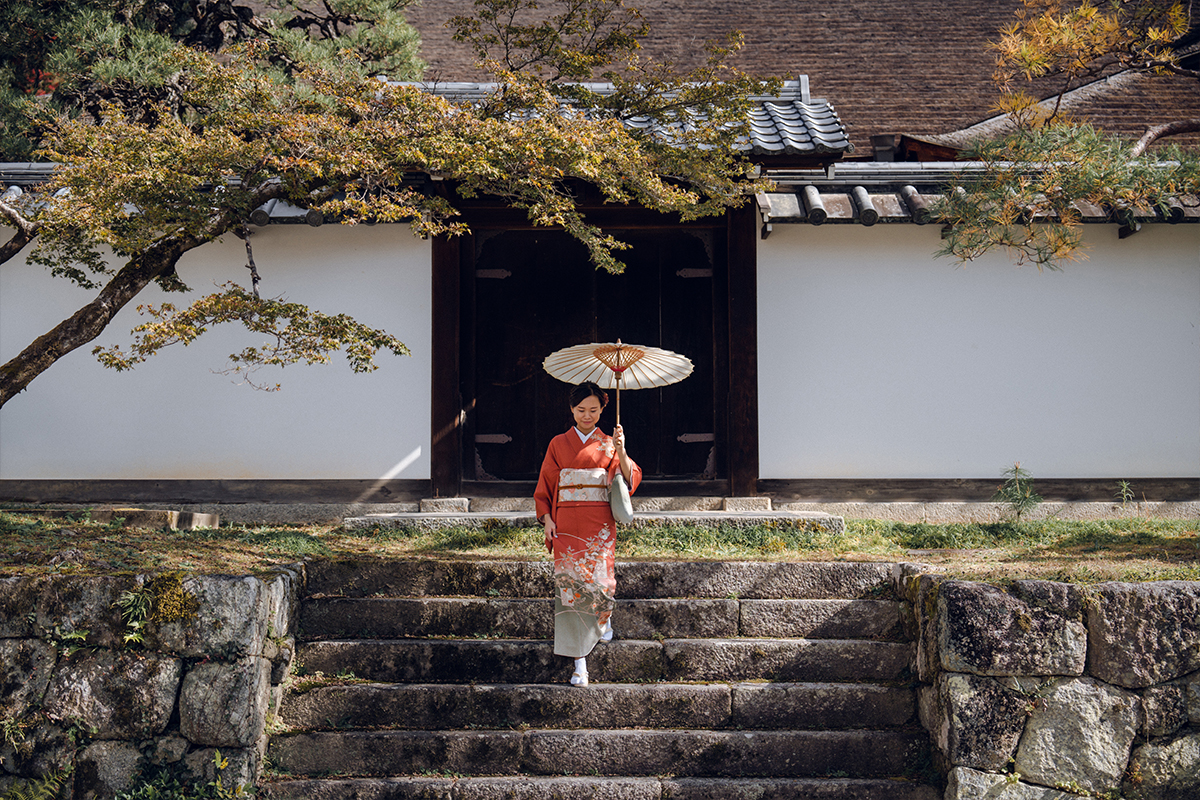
570, 657, 589, 687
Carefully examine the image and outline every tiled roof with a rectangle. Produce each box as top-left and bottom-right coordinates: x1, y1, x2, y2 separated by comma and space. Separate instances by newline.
757, 164, 1200, 228
742, 81, 850, 155
405, 0, 1198, 158
412, 79, 850, 156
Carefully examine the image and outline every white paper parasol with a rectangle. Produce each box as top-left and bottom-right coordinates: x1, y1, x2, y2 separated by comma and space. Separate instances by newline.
543, 340, 693, 424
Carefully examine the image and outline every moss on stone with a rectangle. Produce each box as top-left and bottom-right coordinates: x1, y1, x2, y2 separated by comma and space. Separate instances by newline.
144, 573, 199, 623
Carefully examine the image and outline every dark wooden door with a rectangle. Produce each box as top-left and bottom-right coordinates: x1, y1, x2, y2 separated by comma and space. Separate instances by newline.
469, 229, 721, 480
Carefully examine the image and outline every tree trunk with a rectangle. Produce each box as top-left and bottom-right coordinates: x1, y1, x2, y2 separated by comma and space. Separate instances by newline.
0, 237, 197, 407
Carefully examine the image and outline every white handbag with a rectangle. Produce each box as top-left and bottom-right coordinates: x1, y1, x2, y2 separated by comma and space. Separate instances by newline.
609, 471, 633, 524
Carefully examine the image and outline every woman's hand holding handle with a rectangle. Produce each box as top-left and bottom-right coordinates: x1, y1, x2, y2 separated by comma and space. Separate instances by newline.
613, 424, 633, 484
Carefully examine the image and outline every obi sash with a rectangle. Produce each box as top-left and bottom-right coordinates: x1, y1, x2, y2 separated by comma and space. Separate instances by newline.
557, 467, 610, 503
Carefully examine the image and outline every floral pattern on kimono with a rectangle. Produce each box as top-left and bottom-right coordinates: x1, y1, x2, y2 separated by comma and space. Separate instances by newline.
553, 521, 615, 620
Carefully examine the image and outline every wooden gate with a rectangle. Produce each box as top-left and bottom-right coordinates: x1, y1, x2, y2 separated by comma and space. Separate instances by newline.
466, 228, 723, 481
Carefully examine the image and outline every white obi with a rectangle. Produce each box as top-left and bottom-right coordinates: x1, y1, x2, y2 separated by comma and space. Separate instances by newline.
557, 468, 609, 503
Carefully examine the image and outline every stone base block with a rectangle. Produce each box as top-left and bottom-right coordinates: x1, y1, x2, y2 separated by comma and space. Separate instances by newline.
633, 496, 723, 511
420, 497, 470, 513
470, 497, 536, 512
723, 496, 772, 511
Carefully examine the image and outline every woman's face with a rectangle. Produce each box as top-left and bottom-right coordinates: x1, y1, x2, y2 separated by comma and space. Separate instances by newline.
571, 395, 604, 434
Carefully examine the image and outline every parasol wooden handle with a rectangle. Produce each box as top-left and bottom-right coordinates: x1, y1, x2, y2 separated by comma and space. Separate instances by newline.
615, 372, 621, 427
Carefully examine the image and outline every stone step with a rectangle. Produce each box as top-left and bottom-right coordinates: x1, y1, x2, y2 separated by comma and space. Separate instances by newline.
298, 597, 908, 641
267, 728, 930, 779
280, 681, 916, 732
304, 559, 896, 600
296, 639, 914, 684
263, 776, 941, 800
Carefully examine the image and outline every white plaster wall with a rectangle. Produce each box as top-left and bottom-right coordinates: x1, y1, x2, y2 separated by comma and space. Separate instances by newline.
0, 224, 432, 479
758, 223, 1200, 478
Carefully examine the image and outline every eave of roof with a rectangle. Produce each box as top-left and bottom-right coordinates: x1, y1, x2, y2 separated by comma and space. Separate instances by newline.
408, 78, 852, 156
758, 162, 1200, 228
0, 163, 53, 184
7, 161, 1194, 228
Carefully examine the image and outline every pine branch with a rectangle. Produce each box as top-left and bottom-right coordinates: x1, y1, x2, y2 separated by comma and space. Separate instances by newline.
1130, 118, 1200, 157
1138, 57, 1200, 82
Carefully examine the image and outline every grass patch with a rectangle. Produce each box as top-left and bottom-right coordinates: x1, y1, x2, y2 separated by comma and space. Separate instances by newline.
189, 526, 333, 557
0, 510, 1196, 583
617, 519, 853, 558
0, 511, 332, 576
858, 518, 1200, 583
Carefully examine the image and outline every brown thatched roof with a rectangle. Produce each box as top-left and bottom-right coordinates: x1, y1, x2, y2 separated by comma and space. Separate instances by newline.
405, 0, 1200, 159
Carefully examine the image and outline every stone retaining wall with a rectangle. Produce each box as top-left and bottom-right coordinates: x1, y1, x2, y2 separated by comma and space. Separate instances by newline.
4, 563, 1199, 799
900, 570, 1200, 799
0, 567, 303, 798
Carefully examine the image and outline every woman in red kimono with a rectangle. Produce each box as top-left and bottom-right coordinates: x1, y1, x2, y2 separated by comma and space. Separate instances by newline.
534, 381, 641, 688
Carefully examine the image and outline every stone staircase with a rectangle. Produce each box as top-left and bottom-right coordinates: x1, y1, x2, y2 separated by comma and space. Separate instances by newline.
263, 560, 941, 799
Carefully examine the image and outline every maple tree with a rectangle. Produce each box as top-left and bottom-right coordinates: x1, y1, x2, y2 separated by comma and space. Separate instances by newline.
937, 0, 1200, 265
0, 0, 773, 407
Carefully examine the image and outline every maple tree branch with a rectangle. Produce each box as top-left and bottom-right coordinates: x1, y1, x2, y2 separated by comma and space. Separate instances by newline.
0, 210, 236, 407
0, 195, 40, 266
0, 228, 35, 266
1, 250, 179, 407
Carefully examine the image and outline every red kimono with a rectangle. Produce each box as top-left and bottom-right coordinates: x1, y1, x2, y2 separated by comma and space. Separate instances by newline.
534, 426, 642, 658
